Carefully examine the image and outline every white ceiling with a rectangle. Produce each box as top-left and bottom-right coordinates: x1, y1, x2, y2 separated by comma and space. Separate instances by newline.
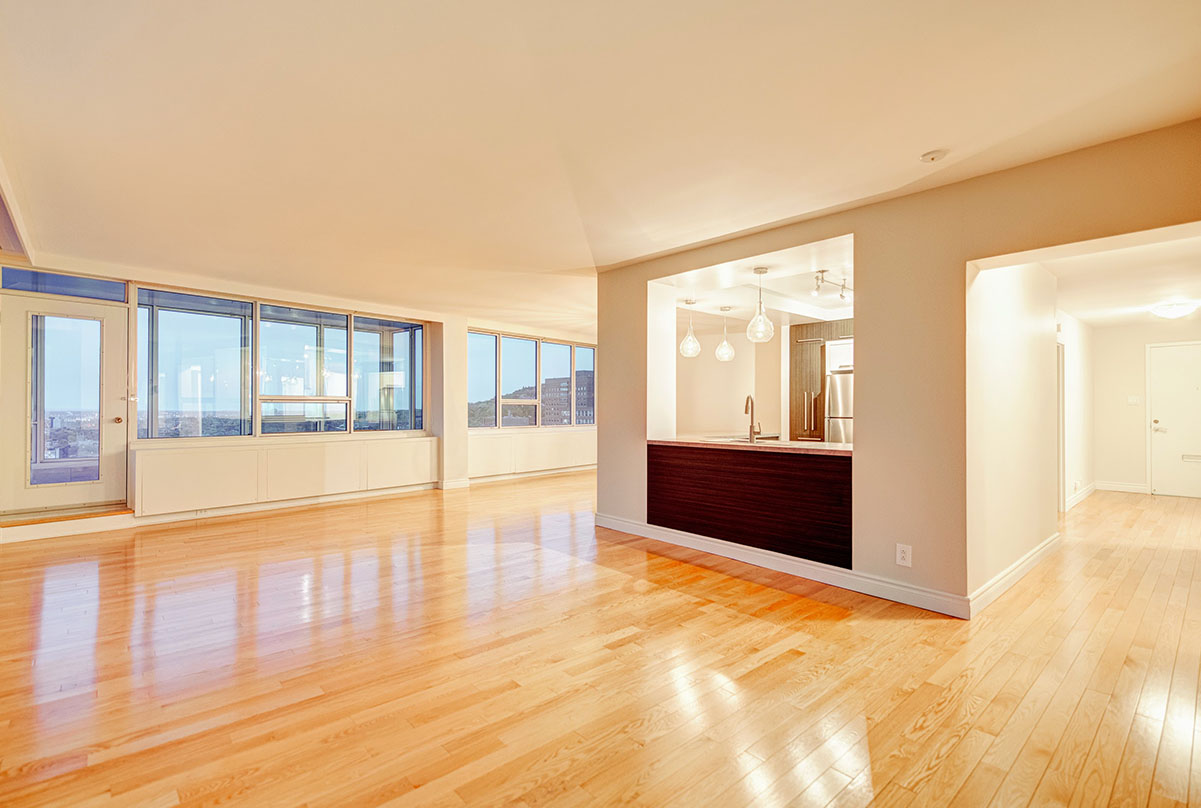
659, 234, 854, 323
0, 1, 1198, 339
1046, 234, 1201, 326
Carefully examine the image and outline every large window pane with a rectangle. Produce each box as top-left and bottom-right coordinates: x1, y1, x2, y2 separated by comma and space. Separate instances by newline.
138, 289, 252, 438
30, 315, 101, 484
260, 401, 348, 433
501, 336, 536, 400
501, 403, 537, 427
260, 305, 348, 397
413, 327, 423, 429
353, 316, 422, 431
468, 332, 497, 427
137, 307, 149, 439
575, 346, 595, 425
540, 342, 572, 426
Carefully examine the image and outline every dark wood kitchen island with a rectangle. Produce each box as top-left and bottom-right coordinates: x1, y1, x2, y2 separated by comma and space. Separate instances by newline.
646, 439, 852, 569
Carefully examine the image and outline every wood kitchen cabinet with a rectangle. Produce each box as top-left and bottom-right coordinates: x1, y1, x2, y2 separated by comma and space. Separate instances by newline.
789, 318, 853, 441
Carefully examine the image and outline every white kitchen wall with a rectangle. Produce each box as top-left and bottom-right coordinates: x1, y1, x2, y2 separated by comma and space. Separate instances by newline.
675, 323, 756, 437
1093, 316, 1201, 491
1057, 310, 1095, 508
967, 262, 1059, 595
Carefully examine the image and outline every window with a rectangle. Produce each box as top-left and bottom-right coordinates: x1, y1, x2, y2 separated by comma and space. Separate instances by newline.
575, 346, 595, 425
4, 266, 126, 302
468, 332, 497, 427
259, 305, 347, 397
259, 305, 349, 433
353, 316, 423, 431
137, 289, 252, 438
500, 336, 537, 426
468, 330, 595, 428
30, 315, 101, 484
540, 343, 572, 425
260, 402, 347, 433
136, 287, 426, 438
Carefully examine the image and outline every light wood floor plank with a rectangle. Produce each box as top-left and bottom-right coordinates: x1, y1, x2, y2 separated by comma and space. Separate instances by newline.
1, 476, 1198, 806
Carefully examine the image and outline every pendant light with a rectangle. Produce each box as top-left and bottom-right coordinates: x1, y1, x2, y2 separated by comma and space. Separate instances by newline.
679, 299, 701, 358
746, 267, 775, 343
715, 306, 735, 362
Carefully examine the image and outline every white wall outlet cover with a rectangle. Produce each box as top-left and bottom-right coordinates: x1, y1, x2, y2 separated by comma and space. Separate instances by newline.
1128, 395, 1141, 405
895, 543, 912, 567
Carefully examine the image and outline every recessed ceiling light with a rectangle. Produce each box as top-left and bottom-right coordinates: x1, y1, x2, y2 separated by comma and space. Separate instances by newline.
1150, 301, 1199, 319
919, 148, 949, 163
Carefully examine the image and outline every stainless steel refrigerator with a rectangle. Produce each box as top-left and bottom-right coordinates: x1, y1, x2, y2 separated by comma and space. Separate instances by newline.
825, 368, 853, 443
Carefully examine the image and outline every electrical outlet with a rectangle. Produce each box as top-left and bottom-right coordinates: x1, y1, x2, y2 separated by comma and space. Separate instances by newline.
896, 543, 912, 568
1073, 481, 1080, 492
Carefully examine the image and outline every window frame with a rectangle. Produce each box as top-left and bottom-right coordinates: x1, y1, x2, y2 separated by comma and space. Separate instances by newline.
468, 328, 596, 430
255, 302, 351, 434
131, 282, 429, 441
137, 288, 255, 439
351, 314, 425, 432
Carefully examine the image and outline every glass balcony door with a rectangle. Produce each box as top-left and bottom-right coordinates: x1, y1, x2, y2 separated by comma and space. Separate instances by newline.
1, 294, 128, 514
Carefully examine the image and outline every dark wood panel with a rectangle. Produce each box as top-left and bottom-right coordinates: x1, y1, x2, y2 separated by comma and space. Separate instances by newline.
647, 444, 852, 569
789, 318, 853, 440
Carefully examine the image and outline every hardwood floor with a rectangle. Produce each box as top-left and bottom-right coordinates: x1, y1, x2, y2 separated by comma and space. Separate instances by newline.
1, 474, 1199, 807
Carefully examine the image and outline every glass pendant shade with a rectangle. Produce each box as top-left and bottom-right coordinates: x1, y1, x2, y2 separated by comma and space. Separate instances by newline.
746, 268, 775, 343
715, 317, 735, 362
679, 320, 701, 358
746, 300, 774, 343
715, 336, 735, 362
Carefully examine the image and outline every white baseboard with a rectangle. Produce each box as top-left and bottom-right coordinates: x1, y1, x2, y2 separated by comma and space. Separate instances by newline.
469, 465, 597, 485
1066, 483, 1096, 510
967, 531, 1061, 618
1, 482, 438, 544
1095, 480, 1150, 494
594, 513, 970, 619
436, 479, 471, 490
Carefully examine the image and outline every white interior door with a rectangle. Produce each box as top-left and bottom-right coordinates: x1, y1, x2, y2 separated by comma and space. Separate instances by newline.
1149, 342, 1201, 498
1, 293, 128, 513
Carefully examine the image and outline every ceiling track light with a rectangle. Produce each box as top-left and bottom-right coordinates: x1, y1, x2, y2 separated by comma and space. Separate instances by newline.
715, 306, 735, 362
811, 269, 854, 301
746, 267, 775, 343
679, 298, 701, 358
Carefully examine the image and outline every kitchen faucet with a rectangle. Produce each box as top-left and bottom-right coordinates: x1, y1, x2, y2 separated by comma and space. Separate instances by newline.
745, 395, 761, 444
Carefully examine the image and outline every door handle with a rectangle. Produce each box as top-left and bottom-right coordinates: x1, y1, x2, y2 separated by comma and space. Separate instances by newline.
113, 416, 124, 424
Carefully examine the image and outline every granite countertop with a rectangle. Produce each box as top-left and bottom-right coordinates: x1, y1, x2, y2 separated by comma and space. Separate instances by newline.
648, 437, 852, 457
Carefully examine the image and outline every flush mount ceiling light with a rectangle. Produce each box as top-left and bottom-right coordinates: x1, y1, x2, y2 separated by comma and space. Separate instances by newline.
1150, 301, 1199, 319
715, 306, 735, 362
679, 298, 701, 358
919, 148, 949, 163
746, 268, 775, 343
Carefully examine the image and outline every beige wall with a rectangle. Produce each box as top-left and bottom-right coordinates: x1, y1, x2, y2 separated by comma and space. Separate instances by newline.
1057, 310, 1095, 504
966, 263, 1059, 594
597, 118, 1201, 601
1094, 316, 1201, 490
